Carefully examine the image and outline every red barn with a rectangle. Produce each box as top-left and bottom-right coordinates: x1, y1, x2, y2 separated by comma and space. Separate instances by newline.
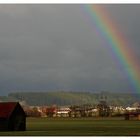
0, 102, 26, 131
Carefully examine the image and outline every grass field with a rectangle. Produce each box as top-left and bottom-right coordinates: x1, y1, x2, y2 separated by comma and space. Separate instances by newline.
0, 117, 140, 136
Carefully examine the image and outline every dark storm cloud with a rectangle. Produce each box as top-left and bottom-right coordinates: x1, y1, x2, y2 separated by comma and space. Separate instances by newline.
103, 5, 140, 55
0, 4, 139, 95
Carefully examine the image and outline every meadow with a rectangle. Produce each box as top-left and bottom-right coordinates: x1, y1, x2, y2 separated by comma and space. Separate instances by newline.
0, 117, 140, 136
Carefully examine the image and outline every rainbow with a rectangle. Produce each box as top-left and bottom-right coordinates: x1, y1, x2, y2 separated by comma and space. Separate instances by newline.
83, 4, 140, 94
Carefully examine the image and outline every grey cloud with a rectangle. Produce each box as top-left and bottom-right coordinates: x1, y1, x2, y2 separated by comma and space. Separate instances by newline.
0, 4, 139, 95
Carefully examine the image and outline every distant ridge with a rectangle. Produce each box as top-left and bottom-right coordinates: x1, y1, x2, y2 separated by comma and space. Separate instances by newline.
0, 91, 138, 106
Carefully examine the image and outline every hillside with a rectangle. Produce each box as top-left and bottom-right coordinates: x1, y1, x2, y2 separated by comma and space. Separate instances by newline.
4, 91, 140, 106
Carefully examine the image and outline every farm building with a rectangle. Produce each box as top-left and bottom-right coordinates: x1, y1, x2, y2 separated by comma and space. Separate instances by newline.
124, 112, 140, 120
0, 102, 26, 131
56, 107, 71, 117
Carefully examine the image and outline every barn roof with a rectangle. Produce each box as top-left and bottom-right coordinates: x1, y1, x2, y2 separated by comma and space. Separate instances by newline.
0, 102, 18, 118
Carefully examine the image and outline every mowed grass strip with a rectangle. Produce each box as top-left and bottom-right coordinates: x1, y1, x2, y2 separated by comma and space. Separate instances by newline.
0, 117, 140, 136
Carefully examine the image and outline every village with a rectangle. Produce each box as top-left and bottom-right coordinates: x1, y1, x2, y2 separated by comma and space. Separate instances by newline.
21, 100, 140, 120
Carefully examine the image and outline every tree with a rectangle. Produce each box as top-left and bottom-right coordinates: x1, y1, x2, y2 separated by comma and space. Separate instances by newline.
97, 101, 110, 117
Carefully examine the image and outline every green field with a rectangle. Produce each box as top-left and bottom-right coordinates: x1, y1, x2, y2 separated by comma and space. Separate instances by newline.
0, 117, 140, 136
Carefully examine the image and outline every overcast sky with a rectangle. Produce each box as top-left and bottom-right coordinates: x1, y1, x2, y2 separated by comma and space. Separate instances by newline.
0, 4, 140, 95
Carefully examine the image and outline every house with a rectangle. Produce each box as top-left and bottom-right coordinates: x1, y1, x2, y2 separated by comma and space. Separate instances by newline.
46, 106, 57, 117
56, 107, 71, 117
126, 107, 137, 112
0, 102, 26, 131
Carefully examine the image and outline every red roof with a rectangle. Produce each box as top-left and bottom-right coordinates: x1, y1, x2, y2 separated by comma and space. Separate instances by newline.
0, 102, 18, 118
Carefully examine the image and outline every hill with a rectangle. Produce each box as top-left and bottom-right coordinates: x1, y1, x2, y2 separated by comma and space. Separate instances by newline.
4, 91, 140, 106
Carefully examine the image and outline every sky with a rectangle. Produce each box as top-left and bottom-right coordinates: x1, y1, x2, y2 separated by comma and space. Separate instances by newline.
0, 4, 140, 95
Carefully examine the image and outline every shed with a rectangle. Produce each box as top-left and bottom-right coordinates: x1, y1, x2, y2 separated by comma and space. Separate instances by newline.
0, 102, 26, 131
124, 112, 140, 120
